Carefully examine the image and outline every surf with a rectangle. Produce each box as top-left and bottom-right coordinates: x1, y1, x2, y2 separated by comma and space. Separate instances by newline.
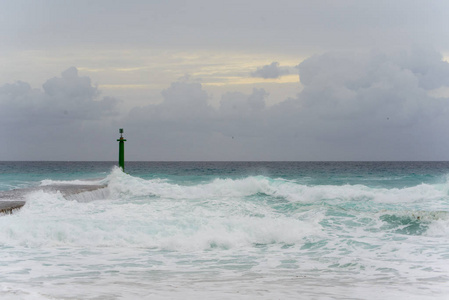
1, 162, 449, 299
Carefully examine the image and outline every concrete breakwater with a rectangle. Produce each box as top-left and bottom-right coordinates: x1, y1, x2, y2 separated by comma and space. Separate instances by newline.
0, 184, 108, 214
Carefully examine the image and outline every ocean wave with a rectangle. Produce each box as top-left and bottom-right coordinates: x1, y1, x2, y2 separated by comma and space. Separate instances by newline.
2, 167, 447, 250
103, 168, 449, 208
40, 179, 104, 186
0, 189, 324, 250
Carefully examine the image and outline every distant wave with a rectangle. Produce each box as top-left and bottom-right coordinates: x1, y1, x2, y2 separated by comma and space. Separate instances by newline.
104, 167, 449, 207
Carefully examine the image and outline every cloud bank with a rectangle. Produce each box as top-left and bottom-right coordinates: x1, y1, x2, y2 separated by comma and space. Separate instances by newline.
2, 47, 449, 160
0, 67, 119, 160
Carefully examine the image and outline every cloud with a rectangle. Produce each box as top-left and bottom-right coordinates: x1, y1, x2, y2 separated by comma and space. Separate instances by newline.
219, 88, 267, 116
124, 85, 270, 160
251, 62, 290, 79
128, 81, 214, 125
279, 47, 449, 159
0, 67, 119, 160
0, 67, 118, 124
123, 47, 449, 160
3, 47, 449, 160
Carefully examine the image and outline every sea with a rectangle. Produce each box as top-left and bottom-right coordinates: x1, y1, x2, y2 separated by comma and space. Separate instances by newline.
0, 161, 449, 299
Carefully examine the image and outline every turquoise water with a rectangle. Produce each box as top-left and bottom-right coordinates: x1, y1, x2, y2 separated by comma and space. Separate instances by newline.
0, 162, 449, 299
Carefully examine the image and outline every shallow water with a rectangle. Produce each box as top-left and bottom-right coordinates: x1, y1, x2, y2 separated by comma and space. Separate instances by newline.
1, 162, 449, 299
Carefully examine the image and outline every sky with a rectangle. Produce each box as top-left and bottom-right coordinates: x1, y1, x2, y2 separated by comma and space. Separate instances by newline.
1, 0, 449, 161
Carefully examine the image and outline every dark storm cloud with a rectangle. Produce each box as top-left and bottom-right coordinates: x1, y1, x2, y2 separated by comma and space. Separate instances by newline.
251, 62, 290, 79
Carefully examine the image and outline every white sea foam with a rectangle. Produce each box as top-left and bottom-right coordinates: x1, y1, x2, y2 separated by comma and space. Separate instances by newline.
0, 187, 322, 250
65, 187, 110, 202
40, 178, 104, 186
426, 217, 449, 236
103, 167, 449, 211
1, 168, 449, 299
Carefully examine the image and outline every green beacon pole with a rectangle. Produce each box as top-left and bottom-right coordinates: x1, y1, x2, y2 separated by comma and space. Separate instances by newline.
117, 128, 127, 171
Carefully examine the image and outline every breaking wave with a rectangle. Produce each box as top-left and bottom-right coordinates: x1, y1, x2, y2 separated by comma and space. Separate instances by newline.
0, 167, 448, 251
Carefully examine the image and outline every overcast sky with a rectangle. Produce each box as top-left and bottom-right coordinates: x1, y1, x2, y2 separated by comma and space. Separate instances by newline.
1, 0, 449, 161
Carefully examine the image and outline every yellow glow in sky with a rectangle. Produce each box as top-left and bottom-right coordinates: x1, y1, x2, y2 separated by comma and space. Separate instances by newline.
203, 74, 299, 86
